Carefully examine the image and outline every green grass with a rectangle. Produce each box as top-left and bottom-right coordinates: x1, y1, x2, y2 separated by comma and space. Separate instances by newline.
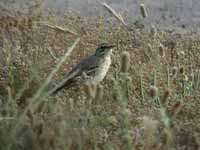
0, 3, 200, 150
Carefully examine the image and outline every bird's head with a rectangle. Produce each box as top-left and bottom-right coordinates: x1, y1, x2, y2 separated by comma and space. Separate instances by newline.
94, 43, 115, 57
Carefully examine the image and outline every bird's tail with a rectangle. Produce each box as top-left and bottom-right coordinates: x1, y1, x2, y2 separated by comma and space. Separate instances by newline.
48, 78, 75, 95
48, 68, 80, 95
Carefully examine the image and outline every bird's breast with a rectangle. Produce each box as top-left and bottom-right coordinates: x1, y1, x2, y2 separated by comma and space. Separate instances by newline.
86, 55, 111, 85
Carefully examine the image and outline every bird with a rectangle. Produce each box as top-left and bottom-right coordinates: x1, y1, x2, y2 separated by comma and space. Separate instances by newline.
49, 43, 115, 95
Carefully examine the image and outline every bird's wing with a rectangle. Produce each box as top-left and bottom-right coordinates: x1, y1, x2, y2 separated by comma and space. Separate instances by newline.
49, 55, 99, 95
67, 55, 99, 77
49, 68, 80, 95
79, 55, 99, 76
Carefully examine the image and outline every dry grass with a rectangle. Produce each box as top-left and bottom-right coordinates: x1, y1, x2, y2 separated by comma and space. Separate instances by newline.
0, 2, 200, 150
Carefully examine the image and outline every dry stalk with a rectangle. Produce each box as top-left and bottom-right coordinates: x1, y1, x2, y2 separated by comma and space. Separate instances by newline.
99, 1, 127, 26
40, 23, 78, 36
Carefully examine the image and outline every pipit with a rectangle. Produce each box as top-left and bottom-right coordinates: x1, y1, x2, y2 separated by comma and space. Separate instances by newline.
49, 43, 115, 95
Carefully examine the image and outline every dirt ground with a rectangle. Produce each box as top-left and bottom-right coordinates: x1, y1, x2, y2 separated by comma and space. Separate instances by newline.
1, 0, 200, 31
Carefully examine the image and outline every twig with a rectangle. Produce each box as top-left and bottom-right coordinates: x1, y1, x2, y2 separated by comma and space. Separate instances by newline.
11, 38, 80, 134
47, 47, 58, 61
99, 1, 127, 26
31, 38, 80, 101
40, 22, 78, 36
140, 71, 145, 105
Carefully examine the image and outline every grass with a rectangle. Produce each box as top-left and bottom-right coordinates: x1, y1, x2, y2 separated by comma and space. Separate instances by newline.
0, 2, 200, 150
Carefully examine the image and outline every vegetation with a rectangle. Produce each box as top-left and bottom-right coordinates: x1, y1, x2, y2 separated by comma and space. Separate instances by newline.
0, 1, 200, 150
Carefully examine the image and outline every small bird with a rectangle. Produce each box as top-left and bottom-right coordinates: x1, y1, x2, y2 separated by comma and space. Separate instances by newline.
49, 43, 115, 95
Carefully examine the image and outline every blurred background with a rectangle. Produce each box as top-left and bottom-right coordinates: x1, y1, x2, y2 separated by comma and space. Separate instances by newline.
1, 0, 200, 30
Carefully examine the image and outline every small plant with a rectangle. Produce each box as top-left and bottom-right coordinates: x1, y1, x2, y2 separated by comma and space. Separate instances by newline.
159, 43, 165, 58
140, 3, 148, 18
150, 25, 157, 37
95, 84, 104, 101
121, 51, 130, 73
149, 85, 158, 100
171, 66, 178, 79
194, 69, 200, 90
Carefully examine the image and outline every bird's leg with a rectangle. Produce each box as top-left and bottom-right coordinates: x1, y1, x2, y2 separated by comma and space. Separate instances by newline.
81, 72, 96, 98
91, 84, 97, 97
